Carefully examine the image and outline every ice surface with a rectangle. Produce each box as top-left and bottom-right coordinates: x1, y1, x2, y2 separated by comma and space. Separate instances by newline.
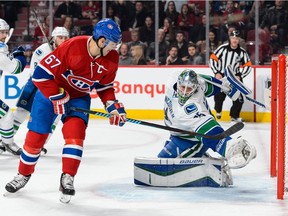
0, 120, 287, 216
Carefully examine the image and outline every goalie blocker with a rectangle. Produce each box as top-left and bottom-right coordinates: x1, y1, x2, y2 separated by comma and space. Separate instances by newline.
134, 156, 233, 187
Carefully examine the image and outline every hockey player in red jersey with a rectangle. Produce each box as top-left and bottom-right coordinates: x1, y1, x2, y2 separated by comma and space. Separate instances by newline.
5, 18, 126, 203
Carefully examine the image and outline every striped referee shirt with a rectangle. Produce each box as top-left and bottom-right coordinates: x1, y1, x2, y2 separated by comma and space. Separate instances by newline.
209, 43, 252, 78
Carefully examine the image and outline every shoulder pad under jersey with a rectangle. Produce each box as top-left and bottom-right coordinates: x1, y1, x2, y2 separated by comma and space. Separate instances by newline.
34, 43, 51, 57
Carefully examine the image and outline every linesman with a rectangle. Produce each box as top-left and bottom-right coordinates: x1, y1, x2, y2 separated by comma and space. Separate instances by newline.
209, 30, 252, 122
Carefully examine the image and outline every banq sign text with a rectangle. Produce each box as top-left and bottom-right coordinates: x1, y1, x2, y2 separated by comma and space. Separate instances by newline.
3, 75, 22, 99
2, 75, 166, 100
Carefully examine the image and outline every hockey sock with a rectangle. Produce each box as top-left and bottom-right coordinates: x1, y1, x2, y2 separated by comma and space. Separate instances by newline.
19, 130, 48, 176
62, 117, 86, 176
62, 139, 83, 176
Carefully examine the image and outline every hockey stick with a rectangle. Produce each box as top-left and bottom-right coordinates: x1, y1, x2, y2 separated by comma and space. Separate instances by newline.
31, 9, 53, 50
70, 107, 244, 140
199, 75, 266, 108
4, 28, 14, 44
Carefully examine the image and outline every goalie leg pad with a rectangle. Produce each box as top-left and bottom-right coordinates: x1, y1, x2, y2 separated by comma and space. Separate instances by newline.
224, 65, 252, 95
224, 137, 256, 169
134, 157, 232, 187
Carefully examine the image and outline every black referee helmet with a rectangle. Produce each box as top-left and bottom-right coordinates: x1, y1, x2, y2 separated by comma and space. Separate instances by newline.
229, 30, 240, 37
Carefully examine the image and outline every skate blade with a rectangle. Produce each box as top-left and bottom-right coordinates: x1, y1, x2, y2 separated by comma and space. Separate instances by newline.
59, 193, 72, 203
3, 191, 16, 197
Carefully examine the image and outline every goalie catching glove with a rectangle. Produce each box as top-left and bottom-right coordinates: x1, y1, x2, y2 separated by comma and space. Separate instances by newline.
49, 89, 70, 114
105, 100, 126, 127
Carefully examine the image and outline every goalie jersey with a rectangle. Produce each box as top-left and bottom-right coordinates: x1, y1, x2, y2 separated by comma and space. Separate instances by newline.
164, 74, 223, 141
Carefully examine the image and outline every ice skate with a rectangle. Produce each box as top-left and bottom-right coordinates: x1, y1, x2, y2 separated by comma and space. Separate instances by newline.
2, 142, 22, 155
231, 117, 243, 123
59, 173, 75, 203
5, 173, 31, 193
216, 112, 222, 119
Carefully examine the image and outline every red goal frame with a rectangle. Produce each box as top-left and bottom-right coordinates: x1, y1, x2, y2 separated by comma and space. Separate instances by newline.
271, 54, 287, 200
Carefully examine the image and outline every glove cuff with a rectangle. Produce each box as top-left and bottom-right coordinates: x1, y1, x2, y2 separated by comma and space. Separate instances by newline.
106, 100, 126, 114
49, 90, 70, 104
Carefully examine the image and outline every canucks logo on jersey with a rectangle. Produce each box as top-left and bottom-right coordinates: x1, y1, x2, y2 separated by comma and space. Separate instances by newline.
184, 103, 198, 114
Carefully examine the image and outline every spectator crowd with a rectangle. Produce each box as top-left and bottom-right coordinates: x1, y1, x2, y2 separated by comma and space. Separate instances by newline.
3, 0, 288, 66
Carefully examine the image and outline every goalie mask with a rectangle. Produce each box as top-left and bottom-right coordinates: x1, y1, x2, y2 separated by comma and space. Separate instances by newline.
177, 69, 199, 106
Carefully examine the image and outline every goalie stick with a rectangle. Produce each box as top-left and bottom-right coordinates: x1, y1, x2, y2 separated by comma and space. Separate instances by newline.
198, 75, 266, 108
70, 107, 244, 140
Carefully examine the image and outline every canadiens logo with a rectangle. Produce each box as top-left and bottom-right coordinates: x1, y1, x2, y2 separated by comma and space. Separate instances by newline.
62, 71, 95, 92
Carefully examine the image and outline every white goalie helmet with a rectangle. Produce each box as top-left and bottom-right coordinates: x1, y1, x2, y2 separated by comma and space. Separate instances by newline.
0, 18, 9, 31
51, 27, 69, 38
177, 69, 199, 106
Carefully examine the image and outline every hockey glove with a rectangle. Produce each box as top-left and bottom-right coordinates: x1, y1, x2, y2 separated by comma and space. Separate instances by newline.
106, 100, 126, 127
49, 90, 70, 114
221, 77, 240, 101
12, 46, 26, 72
12, 46, 25, 57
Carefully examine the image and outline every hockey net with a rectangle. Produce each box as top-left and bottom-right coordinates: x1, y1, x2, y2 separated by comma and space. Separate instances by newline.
271, 54, 288, 199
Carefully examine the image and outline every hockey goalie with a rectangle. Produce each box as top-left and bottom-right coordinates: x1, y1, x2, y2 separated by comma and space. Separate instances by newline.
134, 69, 257, 187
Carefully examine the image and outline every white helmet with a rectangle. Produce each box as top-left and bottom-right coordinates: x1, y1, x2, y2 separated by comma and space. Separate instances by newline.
51, 27, 69, 38
0, 19, 9, 31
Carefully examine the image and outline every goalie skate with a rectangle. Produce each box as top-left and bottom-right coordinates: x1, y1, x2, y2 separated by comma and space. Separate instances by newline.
2, 142, 22, 155
59, 173, 75, 203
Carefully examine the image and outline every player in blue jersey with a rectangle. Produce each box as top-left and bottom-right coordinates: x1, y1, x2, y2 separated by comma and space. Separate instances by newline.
13, 27, 69, 153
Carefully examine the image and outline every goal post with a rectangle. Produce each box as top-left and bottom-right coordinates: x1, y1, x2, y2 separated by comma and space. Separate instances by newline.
271, 54, 287, 200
